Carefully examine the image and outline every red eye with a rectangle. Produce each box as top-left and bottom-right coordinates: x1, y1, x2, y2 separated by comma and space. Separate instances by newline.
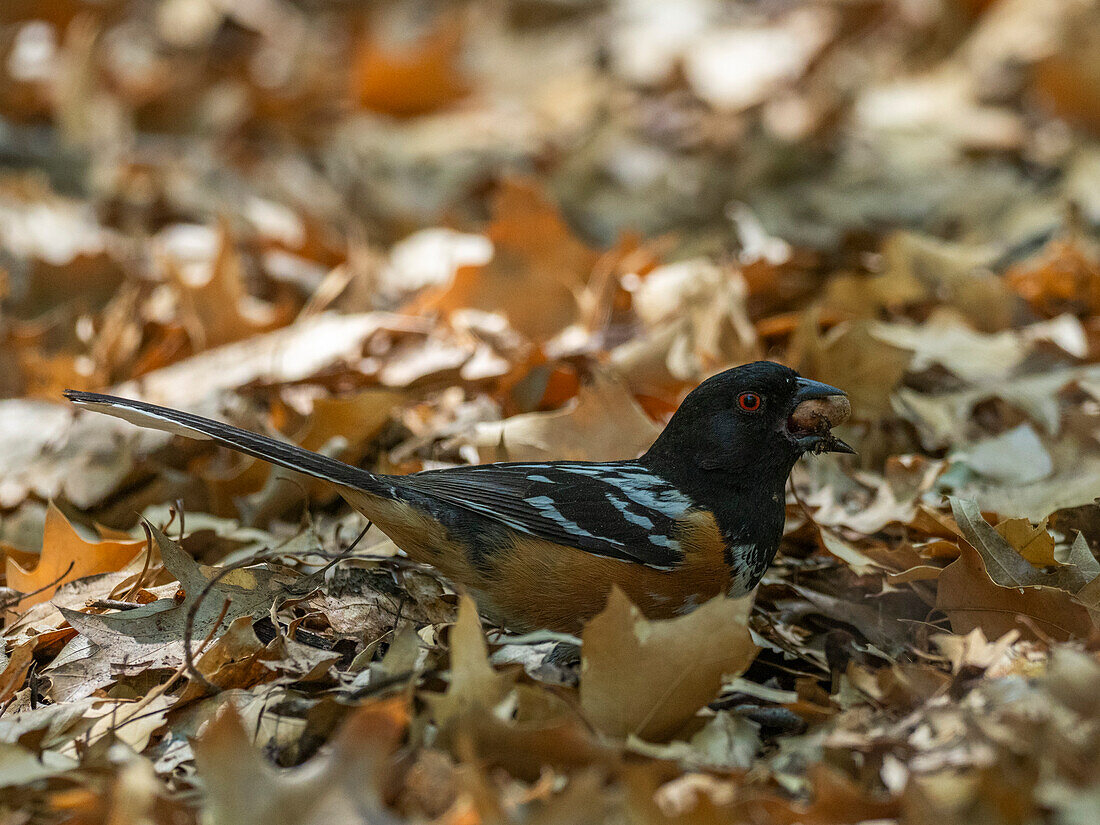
738, 392, 762, 412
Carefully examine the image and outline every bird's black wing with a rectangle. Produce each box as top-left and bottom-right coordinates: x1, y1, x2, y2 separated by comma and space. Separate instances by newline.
398, 461, 695, 569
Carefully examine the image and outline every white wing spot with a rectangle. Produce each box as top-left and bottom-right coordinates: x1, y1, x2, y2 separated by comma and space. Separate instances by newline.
604, 492, 655, 529
552, 464, 693, 518
648, 533, 679, 550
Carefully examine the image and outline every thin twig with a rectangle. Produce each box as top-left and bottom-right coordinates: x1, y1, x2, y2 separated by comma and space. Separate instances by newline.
28, 662, 39, 710
89, 599, 144, 612
174, 499, 186, 543
182, 559, 265, 696
121, 522, 157, 603
317, 520, 374, 578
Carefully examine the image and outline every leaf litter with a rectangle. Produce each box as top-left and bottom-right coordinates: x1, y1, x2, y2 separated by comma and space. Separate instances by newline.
2, 1, 1100, 824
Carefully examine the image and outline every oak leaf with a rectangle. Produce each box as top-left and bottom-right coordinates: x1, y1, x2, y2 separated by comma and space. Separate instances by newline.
580, 588, 758, 742
4, 503, 145, 613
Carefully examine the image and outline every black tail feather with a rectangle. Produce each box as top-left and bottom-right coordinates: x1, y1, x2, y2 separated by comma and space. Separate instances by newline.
63, 390, 388, 495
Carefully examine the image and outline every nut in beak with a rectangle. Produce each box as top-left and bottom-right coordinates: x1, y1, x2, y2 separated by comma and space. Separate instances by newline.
788, 378, 855, 455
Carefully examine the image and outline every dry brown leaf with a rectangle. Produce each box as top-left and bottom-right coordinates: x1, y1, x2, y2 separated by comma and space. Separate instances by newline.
877, 232, 1014, 332
1032, 17, 1100, 137
579, 588, 758, 742
612, 260, 760, 396
995, 517, 1057, 567
816, 529, 881, 575
0, 641, 36, 705
425, 595, 514, 733
779, 765, 901, 825
791, 317, 910, 421
352, 20, 468, 117
934, 627, 1020, 674
168, 220, 295, 351
3, 503, 145, 613
177, 616, 275, 702
1006, 237, 1100, 319
58, 524, 293, 677
472, 369, 661, 462
416, 179, 599, 341
192, 697, 408, 825
426, 604, 607, 779
230, 388, 409, 513
951, 497, 1093, 592
111, 312, 413, 409
458, 686, 611, 781
872, 317, 1029, 384
936, 541, 1093, 642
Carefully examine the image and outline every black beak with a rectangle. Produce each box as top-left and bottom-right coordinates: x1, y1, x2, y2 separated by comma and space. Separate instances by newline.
818, 435, 857, 455
789, 377, 857, 455
793, 376, 847, 402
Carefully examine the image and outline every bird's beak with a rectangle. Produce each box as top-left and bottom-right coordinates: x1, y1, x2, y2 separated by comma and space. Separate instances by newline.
787, 377, 856, 455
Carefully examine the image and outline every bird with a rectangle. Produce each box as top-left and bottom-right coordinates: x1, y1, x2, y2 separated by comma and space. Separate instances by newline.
65, 361, 852, 633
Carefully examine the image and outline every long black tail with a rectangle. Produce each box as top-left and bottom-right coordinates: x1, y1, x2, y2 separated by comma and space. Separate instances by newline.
64, 390, 389, 495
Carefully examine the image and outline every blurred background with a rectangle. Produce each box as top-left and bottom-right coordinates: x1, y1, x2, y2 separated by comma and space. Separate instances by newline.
4, 3, 1100, 823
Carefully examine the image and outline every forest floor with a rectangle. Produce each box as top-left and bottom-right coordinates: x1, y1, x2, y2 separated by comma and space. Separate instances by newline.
2, 1, 1100, 823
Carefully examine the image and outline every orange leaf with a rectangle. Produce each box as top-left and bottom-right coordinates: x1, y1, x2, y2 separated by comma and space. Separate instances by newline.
580, 588, 758, 742
935, 542, 1093, 642
4, 503, 145, 611
416, 179, 599, 342
352, 21, 468, 117
1005, 238, 1100, 319
168, 220, 294, 351
1033, 45, 1100, 136
0, 641, 35, 704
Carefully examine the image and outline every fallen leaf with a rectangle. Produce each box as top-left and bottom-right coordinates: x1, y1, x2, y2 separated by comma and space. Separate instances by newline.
417, 179, 599, 341
935, 541, 1093, 641
933, 627, 1020, 674
612, 259, 760, 395
0, 400, 172, 510
1032, 19, 1100, 138
472, 369, 661, 462
791, 318, 910, 420
579, 588, 758, 742
872, 317, 1029, 383
353, 20, 468, 117
1007, 235, 1100, 318
995, 517, 1057, 566
816, 529, 881, 575
960, 425, 1053, 485
877, 231, 1014, 332
0, 743, 77, 790
950, 498, 1041, 588
894, 365, 1100, 448
167, 220, 294, 351
0, 642, 36, 705
683, 9, 836, 112
110, 312, 417, 409
192, 697, 408, 825
425, 596, 513, 733
3, 503, 145, 613
58, 524, 295, 677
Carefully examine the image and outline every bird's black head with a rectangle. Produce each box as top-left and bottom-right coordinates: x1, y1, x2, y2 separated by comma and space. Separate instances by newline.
641, 361, 853, 483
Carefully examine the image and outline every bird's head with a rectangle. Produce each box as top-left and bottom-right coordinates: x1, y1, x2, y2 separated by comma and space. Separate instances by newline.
643, 361, 853, 480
